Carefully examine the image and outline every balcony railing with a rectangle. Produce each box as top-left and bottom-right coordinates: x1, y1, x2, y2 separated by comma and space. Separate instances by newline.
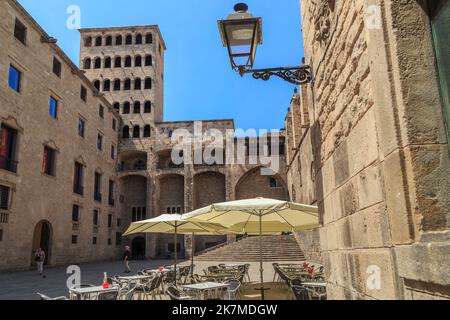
0, 210, 9, 224
0, 158, 18, 173
73, 185, 84, 196
94, 193, 102, 202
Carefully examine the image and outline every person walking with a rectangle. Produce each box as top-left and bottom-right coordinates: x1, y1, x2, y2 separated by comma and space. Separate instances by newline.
123, 246, 131, 273
34, 248, 46, 278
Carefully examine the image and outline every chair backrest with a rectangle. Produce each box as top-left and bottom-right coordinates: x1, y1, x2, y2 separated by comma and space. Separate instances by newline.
166, 286, 181, 300
291, 285, 311, 301
225, 280, 241, 292
97, 291, 119, 301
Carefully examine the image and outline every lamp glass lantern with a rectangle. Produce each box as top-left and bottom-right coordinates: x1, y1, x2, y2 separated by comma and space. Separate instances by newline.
218, 4, 263, 71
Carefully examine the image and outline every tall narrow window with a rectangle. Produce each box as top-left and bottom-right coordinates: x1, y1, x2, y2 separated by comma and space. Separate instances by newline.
0, 185, 10, 211
143, 125, 151, 138
78, 117, 85, 138
94, 172, 102, 202
94, 57, 101, 69
145, 33, 153, 44
125, 34, 132, 45
134, 78, 141, 90
84, 37, 92, 47
144, 78, 152, 90
14, 18, 27, 45
144, 101, 151, 113
0, 124, 18, 173
269, 177, 278, 188
103, 80, 111, 92
8, 65, 21, 93
133, 101, 141, 114
122, 126, 130, 139
105, 36, 112, 46
124, 78, 131, 91
111, 144, 116, 160
125, 56, 132, 67
80, 85, 87, 102
104, 57, 111, 68
93, 80, 100, 91
135, 34, 143, 44
123, 102, 130, 114
42, 146, 56, 176
145, 55, 152, 66
113, 79, 121, 91
73, 162, 84, 195
108, 180, 115, 206
84, 58, 91, 70
115, 35, 122, 45
95, 36, 102, 46
135, 55, 142, 67
97, 133, 103, 150
53, 57, 62, 77
99, 105, 104, 118
133, 126, 140, 138
113, 102, 120, 112
72, 204, 80, 222
93, 210, 99, 226
49, 96, 58, 119
108, 214, 113, 228
112, 119, 117, 131
114, 57, 122, 68
431, 0, 450, 146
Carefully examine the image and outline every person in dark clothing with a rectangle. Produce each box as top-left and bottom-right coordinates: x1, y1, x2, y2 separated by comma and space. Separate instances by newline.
123, 246, 131, 273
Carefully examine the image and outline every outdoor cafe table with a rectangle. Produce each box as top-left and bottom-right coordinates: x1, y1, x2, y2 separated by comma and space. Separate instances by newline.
183, 282, 230, 300
301, 282, 327, 288
69, 286, 119, 300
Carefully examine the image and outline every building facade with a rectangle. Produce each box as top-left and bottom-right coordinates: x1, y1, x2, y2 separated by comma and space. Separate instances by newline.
288, 0, 450, 299
0, 0, 290, 270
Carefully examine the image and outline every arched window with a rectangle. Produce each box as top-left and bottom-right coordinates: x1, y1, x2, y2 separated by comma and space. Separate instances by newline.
133, 101, 141, 114
84, 37, 92, 47
105, 36, 112, 46
133, 126, 140, 138
103, 79, 111, 92
114, 57, 122, 68
113, 102, 120, 111
125, 34, 132, 45
135, 34, 143, 45
134, 78, 142, 90
95, 36, 102, 46
135, 55, 142, 67
113, 79, 121, 91
83, 58, 91, 69
144, 78, 152, 90
104, 57, 111, 68
145, 33, 153, 44
93, 80, 100, 90
124, 78, 131, 91
125, 56, 132, 67
143, 125, 151, 138
123, 102, 130, 114
94, 57, 101, 69
144, 101, 151, 113
115, 35, 122, 45
122, 126, 130, 139
145, 55, 152, 66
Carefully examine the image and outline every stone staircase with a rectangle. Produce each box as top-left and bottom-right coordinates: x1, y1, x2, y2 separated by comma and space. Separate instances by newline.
195, 235, 305, 262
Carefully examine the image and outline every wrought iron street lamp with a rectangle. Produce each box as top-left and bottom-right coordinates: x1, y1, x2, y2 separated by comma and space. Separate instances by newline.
218, 3, 312, 85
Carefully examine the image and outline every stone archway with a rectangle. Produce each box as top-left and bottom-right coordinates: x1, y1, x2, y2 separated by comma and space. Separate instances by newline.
131, 236, 146, 260
235, 167, 289, 201
31, 220, 52, 265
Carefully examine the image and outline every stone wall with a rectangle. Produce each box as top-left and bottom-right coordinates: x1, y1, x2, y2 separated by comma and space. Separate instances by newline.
298, 0, 450, 299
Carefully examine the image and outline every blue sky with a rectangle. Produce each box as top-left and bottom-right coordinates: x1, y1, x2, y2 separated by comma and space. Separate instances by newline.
19, 0, 304, 132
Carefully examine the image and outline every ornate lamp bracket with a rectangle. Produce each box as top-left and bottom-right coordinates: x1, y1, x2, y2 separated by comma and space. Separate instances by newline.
238, 65, 313, 85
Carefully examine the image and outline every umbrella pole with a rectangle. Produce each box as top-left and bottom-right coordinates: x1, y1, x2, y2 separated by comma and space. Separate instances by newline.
259, 213, 265, 300
174, 224, 178, 284
191, 233, 195, 277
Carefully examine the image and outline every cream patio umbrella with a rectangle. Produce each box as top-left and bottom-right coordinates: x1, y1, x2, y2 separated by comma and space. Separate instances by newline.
183, 197, 319, 300
123, 214, 226, 278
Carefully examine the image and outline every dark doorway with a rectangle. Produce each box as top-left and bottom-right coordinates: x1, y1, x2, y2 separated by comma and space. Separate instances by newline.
32, 221, 52, 265
131, 236, 146, 260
